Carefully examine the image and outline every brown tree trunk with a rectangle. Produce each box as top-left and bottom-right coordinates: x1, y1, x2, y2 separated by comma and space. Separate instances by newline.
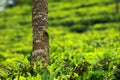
32, 0, 49, 66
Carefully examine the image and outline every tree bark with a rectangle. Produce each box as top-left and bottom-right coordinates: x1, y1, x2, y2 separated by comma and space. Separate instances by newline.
32, 0, 49, 66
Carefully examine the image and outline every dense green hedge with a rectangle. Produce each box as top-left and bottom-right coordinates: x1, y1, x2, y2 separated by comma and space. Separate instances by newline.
14, 0, 32, 5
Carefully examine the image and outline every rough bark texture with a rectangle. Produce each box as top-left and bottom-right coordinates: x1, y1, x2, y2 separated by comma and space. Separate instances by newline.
32, 0, 49, 66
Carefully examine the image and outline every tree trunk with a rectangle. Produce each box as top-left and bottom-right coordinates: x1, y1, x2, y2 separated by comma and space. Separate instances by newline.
32, 0, 49, 66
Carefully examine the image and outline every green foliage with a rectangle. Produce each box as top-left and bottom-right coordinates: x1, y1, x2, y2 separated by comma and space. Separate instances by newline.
0, 0, 120, 80
14, 0, 32, 5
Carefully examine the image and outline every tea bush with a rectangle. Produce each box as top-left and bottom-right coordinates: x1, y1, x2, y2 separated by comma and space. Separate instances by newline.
0, 0, 120, 80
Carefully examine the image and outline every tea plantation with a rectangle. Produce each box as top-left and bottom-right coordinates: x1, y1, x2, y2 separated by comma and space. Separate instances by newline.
0, 0, 120, 80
